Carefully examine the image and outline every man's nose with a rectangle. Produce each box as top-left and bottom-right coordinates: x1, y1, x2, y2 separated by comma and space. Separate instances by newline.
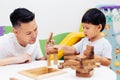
31, 32, 37, 38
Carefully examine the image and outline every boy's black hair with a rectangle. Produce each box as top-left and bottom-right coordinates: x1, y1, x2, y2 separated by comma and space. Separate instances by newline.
82, 8, 106, 32
10, 8, 35, 27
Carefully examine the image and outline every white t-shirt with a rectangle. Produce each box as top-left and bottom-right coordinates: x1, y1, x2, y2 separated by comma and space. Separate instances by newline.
0, 33, 43, 60
73, 37, 112, 59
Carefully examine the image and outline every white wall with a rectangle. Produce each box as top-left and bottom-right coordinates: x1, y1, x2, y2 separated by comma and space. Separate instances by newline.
0, 0, 120, 39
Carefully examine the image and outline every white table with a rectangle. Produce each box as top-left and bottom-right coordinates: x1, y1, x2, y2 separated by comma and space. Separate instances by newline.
0, 60, 117, 80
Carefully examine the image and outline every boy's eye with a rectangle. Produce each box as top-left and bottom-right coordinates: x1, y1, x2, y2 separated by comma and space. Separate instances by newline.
86, 27, 90, 29
83, 27, 89, 29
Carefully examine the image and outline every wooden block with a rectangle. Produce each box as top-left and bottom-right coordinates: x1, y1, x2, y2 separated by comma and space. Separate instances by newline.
58, 62, 65, 69
82, 59, 96, 65
62, 65, 70, 68
64, 55, 77, 60
83, 65, 97, 70
46, 32, 53, 44
48, 48, 58, 54
58, 64, 64, 69
95, 62, 101, 67
76, 68, 90, 73
84, 45, 94, 59
54, 53, 58, 65
75, 55, 87, 61
47, 54, 51, 66
71, 65, 80, 70
19, 66, 66, 80
63, 52, 75, 56
58, 63, 68, 69
63, 60, 80, 67
45, 32, 53, 57
76, 70, 93, 77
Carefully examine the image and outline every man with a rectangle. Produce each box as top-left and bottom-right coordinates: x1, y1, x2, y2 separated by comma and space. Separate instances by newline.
0, 8, 44, 66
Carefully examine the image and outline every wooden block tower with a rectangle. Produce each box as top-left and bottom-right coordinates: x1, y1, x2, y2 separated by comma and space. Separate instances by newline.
58, 45, 100, 77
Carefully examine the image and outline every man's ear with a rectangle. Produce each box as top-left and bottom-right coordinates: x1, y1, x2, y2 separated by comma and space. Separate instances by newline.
13, 28, 18, 34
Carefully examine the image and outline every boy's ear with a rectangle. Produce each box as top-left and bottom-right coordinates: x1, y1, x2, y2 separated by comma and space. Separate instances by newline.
98, 24, 102, 31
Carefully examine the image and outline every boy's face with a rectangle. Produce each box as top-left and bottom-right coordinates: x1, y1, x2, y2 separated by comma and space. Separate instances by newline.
82, 23, 102, 41
13, 19, 38, 47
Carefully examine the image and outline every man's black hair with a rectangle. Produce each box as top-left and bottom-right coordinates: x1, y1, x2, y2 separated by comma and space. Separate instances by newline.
10, 8, 35, 27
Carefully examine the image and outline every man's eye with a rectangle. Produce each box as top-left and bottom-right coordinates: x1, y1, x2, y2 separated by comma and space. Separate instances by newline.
34, 28, 37, 31
26, 32, 31, 35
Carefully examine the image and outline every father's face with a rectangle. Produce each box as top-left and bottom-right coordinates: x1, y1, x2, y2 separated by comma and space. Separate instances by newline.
14, 19, 38, 47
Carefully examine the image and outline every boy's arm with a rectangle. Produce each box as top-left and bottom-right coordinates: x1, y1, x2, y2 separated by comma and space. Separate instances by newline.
54, 45, 77, 55
94, 55, 111, 66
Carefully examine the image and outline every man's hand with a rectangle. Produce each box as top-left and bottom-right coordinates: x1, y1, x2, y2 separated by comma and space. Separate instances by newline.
15, 53, 32, 64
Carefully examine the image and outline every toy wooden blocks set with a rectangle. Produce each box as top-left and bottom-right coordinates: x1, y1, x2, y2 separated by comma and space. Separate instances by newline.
15, 33, 100, 80
58, 45, 100, 77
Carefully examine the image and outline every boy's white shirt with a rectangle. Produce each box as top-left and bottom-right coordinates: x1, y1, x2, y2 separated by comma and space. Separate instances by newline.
0, 33, 43, 60
73, 37, 112, 59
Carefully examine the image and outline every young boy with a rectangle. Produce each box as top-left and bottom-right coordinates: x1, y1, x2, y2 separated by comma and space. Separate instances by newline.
47, 8, 112, 66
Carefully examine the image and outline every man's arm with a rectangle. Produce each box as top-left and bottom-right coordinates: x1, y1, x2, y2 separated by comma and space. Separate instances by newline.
0, 57, 19, 66
0, 53, 32, 66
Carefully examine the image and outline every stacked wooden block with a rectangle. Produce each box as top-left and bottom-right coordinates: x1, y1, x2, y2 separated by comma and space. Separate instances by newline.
46, 32, 58, 66
58, 45, 100, 77
64, 51, 79, 62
